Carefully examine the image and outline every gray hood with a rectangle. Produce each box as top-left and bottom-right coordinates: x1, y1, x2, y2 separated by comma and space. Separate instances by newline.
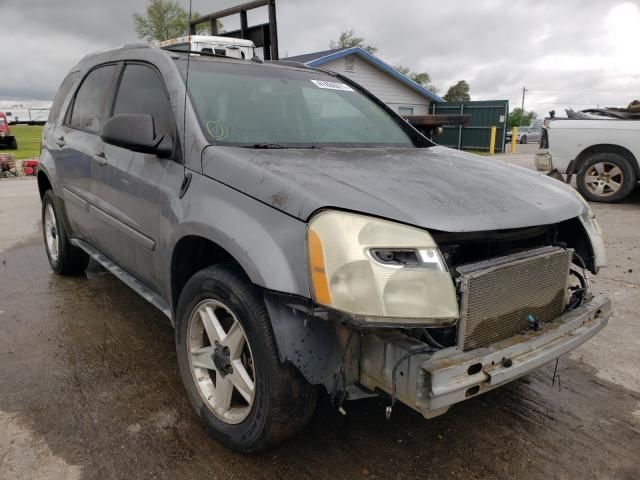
201, 145, 584, 232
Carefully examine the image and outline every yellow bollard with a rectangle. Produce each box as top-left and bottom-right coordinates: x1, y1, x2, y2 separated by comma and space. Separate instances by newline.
511, 127, 517, 153
489, 126, 496, 154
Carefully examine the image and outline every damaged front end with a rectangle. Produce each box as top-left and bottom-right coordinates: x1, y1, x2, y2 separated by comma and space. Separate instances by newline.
266, 210, 610, 420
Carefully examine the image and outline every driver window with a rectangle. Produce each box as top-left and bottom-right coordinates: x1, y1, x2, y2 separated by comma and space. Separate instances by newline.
112, 64, 176, 141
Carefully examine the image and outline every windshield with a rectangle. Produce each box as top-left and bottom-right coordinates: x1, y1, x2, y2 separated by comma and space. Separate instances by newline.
176, 59, 417, 148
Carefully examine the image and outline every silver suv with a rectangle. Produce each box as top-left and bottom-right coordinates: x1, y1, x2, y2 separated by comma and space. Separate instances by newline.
38, 44, 610, 452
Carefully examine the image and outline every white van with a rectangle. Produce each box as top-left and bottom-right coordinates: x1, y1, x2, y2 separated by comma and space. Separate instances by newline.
158, 35, 255, 60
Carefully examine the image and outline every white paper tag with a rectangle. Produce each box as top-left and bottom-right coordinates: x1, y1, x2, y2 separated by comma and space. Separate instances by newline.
310, 79, 354, 91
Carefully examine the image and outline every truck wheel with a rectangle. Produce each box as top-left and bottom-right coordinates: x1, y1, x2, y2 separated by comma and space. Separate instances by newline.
42, 190, 89, 275
520, 135, 527, 144
9, 138, 17, 150
577, 153, 636, 203
175, 265, 317, 452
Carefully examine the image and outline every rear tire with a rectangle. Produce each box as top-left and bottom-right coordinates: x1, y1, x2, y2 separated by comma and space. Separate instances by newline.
41, 190, 89, 275
520, 135, 527, 144
8, 138, 17, 150
175, 265, 317, 452
577, 152, 636, 203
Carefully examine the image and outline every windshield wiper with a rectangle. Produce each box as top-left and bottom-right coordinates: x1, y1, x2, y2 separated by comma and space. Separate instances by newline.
243, 143, 287, 149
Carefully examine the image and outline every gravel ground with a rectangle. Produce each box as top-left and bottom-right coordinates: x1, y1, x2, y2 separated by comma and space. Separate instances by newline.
0, 161, 638, 480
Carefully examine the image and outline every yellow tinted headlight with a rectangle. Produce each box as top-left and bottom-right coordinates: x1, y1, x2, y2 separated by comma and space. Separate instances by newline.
307, 210, 459, 325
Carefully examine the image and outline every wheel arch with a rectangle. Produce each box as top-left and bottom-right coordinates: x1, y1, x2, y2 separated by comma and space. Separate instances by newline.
573, 144, 639, 177
170, 235, 252, 312
37, 170, 53, 199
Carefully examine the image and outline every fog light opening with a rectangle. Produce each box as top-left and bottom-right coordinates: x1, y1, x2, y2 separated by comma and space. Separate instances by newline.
465, 385, 480, 397
467, 363, 482, 375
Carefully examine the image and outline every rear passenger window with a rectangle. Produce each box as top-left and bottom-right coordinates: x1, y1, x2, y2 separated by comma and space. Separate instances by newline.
48, 72, 79, 124
68, 65, 117, 133
112, 64, 176, 139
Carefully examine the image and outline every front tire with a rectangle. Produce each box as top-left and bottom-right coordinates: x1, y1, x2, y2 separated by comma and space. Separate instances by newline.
577, 152, 636, 203
175, 265, 317, 452
520, 135, 527, 144
42, 190, 89, 275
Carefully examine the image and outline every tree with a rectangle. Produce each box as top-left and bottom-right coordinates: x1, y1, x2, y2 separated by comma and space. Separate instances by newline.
133, 0, 222, 42
395, 65, 439, 94
443, 80, 471, 102
330, 30, 377, 54
507, 108, 537, 129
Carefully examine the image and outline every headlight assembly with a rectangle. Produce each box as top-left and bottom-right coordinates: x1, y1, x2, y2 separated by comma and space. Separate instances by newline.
307, 210, 459, 325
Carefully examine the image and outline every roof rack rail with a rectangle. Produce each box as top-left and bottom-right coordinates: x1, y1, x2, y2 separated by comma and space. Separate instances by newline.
162, 46, 229, 59
267, 60, 307, 68
163, 46, 265, 64
121, 43, 152, 50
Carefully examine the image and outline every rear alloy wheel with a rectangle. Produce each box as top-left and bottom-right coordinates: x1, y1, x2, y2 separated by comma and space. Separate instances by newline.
43, 202, 60, 263
41, 190, 89, 275
577, 153, 636, 203
175, 265, 317, 452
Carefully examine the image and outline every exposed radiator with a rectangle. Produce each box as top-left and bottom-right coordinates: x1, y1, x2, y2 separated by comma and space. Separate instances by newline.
457, 247, 572, 351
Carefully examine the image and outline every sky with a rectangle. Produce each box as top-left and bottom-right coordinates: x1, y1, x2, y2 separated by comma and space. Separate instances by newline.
1, 0, 639, 117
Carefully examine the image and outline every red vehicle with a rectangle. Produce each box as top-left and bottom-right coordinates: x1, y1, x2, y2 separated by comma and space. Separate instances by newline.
0, 112, 17, 149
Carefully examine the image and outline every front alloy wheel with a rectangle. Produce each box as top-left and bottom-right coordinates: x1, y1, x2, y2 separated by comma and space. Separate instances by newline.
188, 299, 256, 424
175, 265, 317, 452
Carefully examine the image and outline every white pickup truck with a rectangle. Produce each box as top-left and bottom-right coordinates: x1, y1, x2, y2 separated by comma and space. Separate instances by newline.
536, 117, 640, 202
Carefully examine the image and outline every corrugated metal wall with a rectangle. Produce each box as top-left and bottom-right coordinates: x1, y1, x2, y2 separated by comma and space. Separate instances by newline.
431, 100, 509, 152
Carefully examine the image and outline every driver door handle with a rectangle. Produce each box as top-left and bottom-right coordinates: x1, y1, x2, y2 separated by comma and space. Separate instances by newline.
94, 152, 107, 166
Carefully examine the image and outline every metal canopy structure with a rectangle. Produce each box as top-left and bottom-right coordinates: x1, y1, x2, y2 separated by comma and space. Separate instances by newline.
189, 0, 279, 60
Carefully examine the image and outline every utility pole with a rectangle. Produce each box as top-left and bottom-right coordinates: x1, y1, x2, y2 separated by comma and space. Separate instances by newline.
519, 86, 528, 126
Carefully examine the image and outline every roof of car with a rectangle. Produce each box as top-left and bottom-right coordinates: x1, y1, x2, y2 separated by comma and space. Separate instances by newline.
77, 43, 318, 75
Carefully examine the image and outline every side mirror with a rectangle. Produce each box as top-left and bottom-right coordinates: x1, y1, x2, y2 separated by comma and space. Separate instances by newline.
101, 113, 173, 158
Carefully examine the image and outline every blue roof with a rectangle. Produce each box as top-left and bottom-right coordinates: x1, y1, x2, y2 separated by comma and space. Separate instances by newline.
285, 47, 351, 65
286, 47, 444, 103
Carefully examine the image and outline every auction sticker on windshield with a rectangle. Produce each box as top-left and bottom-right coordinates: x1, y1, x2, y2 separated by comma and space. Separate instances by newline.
310, 80, 354, 91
